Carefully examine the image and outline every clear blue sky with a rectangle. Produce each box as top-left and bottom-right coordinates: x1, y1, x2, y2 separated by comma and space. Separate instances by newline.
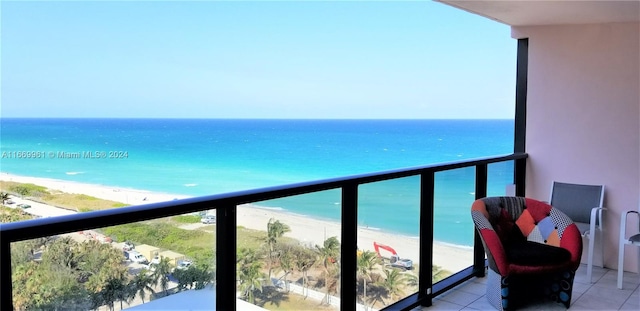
1, 1, 516, 119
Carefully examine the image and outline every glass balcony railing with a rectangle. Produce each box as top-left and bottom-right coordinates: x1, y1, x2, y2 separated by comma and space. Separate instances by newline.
0, 153, 527, 311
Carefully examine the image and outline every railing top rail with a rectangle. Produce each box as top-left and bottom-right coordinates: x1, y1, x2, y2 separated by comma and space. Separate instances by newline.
0, 153, 526, 242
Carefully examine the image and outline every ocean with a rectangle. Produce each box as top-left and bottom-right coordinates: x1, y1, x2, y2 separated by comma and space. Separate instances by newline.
0, 118, 514, 246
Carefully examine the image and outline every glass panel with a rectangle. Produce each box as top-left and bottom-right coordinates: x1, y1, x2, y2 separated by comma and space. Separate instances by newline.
488, 160, 515, 197
240, 190, 341, 310
433, 167, 476, 281
358, 176, 420, 308
10, 211, 217, 310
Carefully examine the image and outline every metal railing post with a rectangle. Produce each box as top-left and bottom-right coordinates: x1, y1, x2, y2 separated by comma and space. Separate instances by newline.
216, 204, 237, 311
419, 171, 435, 307
341, 183, 358, 311
474, 164, 488, 277
1, 240, 13, 310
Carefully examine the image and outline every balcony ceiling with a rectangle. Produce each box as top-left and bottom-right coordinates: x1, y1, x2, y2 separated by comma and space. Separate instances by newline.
437, 0, 640, 26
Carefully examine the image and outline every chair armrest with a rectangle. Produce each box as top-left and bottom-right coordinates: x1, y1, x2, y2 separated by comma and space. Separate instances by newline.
589, 206, 606, 232
619, 210, 640, 241
476, 227, 510, 275
471, 210, 510, 275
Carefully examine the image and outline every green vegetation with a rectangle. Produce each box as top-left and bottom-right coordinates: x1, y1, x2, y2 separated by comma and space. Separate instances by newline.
1, 206, 33, 223
0, 181, 129, 214
171, 214, 201, 223
103, 222, 215, 263
357, 250, 378, 308
11, 236, 215, 310
42, 193, 129, 211
12, 237, 128, 310
2, 182, 50, 198
237, 248, 266, 304
266, 218, 291, 279
0, 181, 129, 211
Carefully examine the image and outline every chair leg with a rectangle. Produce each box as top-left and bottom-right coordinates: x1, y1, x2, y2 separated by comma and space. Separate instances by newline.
555, 270, 574, 308
617, 241, 625, 289
637, 247, 640, 290
587, 232, 596, 283
486, 269, 507, 310
599, 228, 605, 268
501, 276, 510, 311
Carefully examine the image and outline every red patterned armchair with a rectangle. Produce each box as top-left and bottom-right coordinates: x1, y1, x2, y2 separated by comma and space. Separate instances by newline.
471, 197, 583, 310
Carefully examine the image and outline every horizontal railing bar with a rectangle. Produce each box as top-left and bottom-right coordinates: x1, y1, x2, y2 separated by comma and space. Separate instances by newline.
384, 265, 482, 311
1, 152, 526, 311
382, 293, 421, 311
432, 265, 479, 297
1, 153, 525, 243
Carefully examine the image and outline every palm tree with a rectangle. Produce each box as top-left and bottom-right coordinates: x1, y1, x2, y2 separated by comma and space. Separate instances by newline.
131, 269, 155, 303
101, 277, 127, 311
1, 192, 9, 205
276, 244, 294, 292
173, 266, 196, 291
293, 246, 316, 297
315, 236, 340, 305
379, 269, 406, 304
405, 271, 418, 288
357, 250, 378, 308
192, 263, 214, 290
153, 256, 172, 297
266, 218, 290, 279
432, 265, 450, 282
237, 248, 265, 304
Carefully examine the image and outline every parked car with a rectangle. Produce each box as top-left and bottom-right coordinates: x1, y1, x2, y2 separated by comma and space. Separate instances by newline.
127, 251, 148, 265
5, 199, 15, 205
122, 241, 135, 251
147, 255, 161, 271
271, 278, 285, 290
175, 259, 193, 270
17, 204, 31, 209
200, 215, 216, 224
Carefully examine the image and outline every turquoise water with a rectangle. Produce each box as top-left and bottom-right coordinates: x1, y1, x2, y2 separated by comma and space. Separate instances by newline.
0, 118, 514, 246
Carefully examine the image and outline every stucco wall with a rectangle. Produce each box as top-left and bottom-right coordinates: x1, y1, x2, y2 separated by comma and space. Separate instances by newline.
512, 22, 640, 272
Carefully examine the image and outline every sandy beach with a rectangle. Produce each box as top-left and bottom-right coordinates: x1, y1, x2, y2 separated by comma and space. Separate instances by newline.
0, 172, 473, 272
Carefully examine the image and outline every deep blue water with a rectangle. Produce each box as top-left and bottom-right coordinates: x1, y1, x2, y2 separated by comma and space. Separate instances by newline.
0, 118, 514, 246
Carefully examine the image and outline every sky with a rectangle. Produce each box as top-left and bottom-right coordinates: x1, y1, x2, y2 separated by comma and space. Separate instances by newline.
1, 1, 516, 119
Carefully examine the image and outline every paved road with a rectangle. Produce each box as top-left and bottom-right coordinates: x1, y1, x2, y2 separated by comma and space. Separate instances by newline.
5, 195, 76, 218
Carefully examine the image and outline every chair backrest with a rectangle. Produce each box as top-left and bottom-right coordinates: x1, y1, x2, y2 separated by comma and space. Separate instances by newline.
473, 196, 577, 246
549, 181, 604, 225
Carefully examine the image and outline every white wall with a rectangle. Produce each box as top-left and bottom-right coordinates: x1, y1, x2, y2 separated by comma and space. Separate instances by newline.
512, 22, 640, 272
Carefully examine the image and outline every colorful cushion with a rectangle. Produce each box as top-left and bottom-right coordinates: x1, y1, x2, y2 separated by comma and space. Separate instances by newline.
506, 241, 571, 266
494, 208, 526, 247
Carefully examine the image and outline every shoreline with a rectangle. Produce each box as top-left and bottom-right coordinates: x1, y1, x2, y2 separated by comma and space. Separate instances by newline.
0, 172, 473, 272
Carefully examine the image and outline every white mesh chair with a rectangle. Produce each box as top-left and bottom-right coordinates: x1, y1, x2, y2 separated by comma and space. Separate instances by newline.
549, 181, 605, 283
617, 209, 640, 289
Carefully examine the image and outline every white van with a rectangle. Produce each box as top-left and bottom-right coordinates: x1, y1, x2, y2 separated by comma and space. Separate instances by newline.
127, 251, 148, 264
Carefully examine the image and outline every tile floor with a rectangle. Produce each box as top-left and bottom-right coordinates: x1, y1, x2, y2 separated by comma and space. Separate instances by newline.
419, 265, 640, 310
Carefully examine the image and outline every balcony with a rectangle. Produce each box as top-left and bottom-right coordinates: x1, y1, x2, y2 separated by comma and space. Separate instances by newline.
1, 153, 527, 311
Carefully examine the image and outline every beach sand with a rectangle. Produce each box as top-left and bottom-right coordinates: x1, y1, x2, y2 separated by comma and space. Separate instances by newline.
0, 172, 473, 272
